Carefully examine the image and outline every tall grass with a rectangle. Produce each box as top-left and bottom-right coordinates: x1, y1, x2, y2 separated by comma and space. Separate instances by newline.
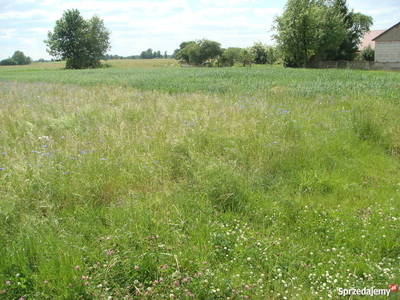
0, 65, 399, 299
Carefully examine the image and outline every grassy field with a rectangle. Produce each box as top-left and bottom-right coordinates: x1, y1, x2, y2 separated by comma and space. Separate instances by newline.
0, 59, 180, 70
0, 60, 399, 299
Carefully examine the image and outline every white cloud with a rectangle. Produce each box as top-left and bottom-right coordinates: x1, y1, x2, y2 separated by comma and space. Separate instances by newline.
56, 0, 189, 17
253, 7, 282, 17
200, 0, 258, 6
347, 0, 400, 29
0, 9, 53, 20
27, 27, 49, 35
195, 6, 251, 17
0, 28, 17, 40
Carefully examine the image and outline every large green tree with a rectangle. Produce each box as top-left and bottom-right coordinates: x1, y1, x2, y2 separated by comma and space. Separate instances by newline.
273, 0, 347, 67
326, 0, 373, 60
45, 9, 111, 69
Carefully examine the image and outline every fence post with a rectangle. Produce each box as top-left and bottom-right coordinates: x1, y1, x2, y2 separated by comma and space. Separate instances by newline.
383, 62, 390, 71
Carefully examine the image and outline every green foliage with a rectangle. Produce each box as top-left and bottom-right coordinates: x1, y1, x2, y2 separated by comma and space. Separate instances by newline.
238, 48, 254, 66
274, 0, 370, 66
176, 41, 194, 62
0, 58, 17, 66
140, 48, 154, 59
11, 50, 32, 65
361, 44, 375, 61
266, 46, 277, 65
219, 47, 244, 67
186, 42, 203, 65
326, 0, 373, 60
0, 51, 32, 66
250, 41, 268, 64
171, 48, 180, 59
220, 44, 278, 67
139, 48, 164, 59
274, 0, 319, 67
220, 47, 242, 66
178, 39, 222, 66
44, 9, 111, 69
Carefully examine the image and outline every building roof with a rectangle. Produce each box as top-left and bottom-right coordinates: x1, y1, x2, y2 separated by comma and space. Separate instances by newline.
372, 21, 400, 41
359, 30, 385, 50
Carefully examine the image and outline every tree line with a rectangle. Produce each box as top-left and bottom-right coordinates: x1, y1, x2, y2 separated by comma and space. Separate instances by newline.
0, 51, 32, 66
1, 0, 374, 69
139, 49, 168, 59
174, 40, 277, 67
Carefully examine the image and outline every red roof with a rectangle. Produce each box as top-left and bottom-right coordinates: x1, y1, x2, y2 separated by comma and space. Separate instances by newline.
359, 30, 385, 50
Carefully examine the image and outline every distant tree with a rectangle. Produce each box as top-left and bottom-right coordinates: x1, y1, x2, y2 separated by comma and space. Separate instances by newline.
199, 39, 222, 62
237, 48, 254, 66
177, 41, 195, 62
274, 0, 318, 67
273, 0, 347, 67
250, 42, 268, 64
164, 51, 168, 59
45, 9, 111, 69
11, 50, 32, 65
171, 48, 180, 59
138, 48, 164, 59
178, 39, 222, 65
220, 47, 242, 66
0, 58, 17, 66
361, 45, 374, 61
86, 15, 112, 64
266, 46, 277, 65
186, 42, 203, 65
140, 48, 155, 59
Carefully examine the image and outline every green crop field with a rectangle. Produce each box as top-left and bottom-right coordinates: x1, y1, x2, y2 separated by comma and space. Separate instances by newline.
0, 60, 399, 299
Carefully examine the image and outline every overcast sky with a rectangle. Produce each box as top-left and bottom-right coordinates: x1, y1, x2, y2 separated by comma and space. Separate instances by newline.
0, 0, 399, 60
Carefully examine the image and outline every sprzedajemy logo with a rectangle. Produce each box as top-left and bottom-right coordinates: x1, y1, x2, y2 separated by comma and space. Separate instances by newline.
337, 284, 398, 297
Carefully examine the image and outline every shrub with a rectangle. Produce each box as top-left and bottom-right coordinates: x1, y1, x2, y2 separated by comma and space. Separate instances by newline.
362, 45, 375, 61
0, 58, 17, 66
12, 50, 32, 65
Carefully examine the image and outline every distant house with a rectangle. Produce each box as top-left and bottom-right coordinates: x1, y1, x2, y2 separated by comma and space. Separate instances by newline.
372, 22, 400, 62
359, 30, 385, 50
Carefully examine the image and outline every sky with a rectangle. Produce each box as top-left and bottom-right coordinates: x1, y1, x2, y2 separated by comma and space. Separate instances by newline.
0, 0, 399, 61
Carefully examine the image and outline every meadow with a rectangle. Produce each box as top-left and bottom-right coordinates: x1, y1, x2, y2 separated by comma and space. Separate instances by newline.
0, 59, 399, 299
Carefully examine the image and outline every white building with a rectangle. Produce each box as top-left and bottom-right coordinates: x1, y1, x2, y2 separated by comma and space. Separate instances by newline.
372, 22, 400, 62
